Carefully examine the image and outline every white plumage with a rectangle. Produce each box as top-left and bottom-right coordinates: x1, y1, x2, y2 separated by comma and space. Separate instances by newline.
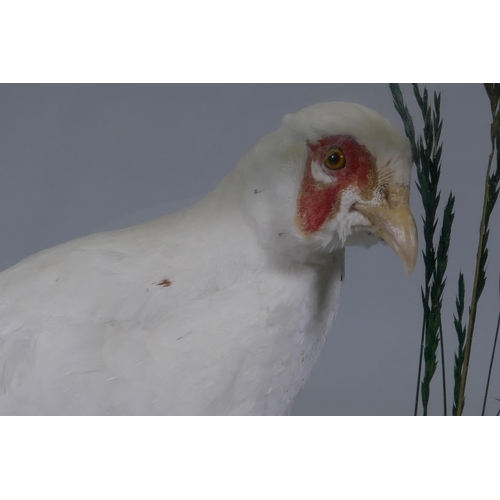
0, 102, 417, 415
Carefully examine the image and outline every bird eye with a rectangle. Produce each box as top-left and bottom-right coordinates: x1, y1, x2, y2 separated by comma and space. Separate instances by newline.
324, 147, 346, 170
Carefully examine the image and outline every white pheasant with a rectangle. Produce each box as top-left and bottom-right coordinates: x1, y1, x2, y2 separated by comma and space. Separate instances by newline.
0, 102, 417, 415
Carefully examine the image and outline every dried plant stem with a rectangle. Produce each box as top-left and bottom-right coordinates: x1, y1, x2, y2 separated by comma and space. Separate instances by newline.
481, 276, 500, 415
457, 141, 496, 414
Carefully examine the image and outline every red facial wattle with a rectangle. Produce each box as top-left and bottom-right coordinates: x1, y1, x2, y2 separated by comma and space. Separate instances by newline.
296, 135, 376, 235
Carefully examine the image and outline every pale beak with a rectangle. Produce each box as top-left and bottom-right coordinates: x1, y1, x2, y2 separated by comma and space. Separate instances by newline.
354, 184, 418, 276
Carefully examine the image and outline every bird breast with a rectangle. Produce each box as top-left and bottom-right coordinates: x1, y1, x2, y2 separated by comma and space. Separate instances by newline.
0, 194, 344, 415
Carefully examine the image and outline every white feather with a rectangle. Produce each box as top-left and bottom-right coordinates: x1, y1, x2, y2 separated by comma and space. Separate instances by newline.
0, 101, 411, 415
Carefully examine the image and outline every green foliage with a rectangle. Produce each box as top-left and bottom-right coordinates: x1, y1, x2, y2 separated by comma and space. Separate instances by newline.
452, 273, 466, 416
391, 83, 500, 416
388, 84, 418, 161
389, 83, 454, 415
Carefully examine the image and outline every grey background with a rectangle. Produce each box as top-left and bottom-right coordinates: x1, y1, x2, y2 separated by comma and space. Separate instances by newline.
1, 84, 498, 415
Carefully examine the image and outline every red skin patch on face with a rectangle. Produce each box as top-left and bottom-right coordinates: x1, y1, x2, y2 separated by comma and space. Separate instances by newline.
296, 135, 375, 234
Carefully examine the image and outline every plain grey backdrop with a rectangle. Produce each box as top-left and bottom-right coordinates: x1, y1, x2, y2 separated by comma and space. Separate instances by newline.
0, 84, 498, 415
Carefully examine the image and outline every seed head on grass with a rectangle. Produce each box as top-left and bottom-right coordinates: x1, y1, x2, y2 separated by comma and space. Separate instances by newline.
389, 83, 454, 416
452, 273, 466, 416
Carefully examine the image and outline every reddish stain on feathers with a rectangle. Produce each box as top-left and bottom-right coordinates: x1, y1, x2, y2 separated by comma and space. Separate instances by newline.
156, 279, 172, 287
296, 135, 376, 234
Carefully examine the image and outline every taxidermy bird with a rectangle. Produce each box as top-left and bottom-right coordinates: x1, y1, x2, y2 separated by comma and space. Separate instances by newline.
0, 102, 417, 415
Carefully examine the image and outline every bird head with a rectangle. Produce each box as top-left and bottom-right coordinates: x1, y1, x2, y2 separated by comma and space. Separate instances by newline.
238, 102, 418, 274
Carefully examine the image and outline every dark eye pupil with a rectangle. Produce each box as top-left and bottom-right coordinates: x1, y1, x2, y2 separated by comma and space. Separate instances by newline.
329, 153, 340, 164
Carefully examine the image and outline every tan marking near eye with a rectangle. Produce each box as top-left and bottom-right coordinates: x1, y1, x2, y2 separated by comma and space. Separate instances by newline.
357, 149, 379, 202
386, 183, 410, 207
